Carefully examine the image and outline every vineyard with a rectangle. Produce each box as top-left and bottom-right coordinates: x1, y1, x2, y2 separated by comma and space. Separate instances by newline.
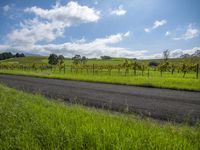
0, 60, 199, 79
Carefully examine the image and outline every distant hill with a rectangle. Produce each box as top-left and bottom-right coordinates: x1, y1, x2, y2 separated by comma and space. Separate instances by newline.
0, 56, 48, 64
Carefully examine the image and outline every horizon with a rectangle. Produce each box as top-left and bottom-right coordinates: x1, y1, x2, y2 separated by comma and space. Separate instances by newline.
0, 0, 200, 59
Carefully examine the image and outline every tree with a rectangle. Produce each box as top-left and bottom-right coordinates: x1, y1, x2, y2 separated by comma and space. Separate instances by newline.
48, 54, 58, 65
163, 49, 170, 61
0, 52, 25, 60
101, 56, 112, 60
15, 53, 25, 57
19, 53, 25, 57
58, 55, 65, 65
0, 52, 13, 60
180, 54, 190, 58
81, 56, 87, 64
15, 53, 20, 57
72, 55, 81, 65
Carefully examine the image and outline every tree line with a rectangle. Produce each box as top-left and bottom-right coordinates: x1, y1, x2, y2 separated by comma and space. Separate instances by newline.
0, 52, 25, 60
48, 54, 88, 65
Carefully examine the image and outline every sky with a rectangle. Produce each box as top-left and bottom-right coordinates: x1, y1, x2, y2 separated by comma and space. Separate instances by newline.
0, 0, 200, 58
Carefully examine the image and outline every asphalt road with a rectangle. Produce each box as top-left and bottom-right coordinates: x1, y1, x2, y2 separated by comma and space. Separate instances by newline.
0, 74, 200, 124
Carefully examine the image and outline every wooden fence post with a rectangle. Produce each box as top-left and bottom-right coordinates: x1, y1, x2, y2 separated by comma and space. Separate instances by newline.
142, 65, 144, 76
93, 64, 94, 75
196, 64, 199, 79
64, 64, 66, 74
41, 64, 43, 72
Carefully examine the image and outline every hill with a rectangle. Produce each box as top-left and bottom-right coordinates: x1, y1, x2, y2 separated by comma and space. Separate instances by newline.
1, 56, 200, 65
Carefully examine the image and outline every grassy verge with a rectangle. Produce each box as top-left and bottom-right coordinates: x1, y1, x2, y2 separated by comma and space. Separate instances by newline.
0, 84, 200, 149
0, 69, 200, 91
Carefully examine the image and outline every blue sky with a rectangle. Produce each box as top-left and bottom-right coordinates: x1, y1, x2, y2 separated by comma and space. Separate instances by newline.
0, 0, 200, 58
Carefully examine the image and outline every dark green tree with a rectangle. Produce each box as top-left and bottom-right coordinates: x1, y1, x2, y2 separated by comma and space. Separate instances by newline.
58, 55, 65, 65
81, 56, 87, 64
48, 54, 58, 65
0, 52, 13, 60
72, 55, 81, 65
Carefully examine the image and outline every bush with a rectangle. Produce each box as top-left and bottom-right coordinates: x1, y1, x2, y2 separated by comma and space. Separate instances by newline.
148, 61, 159, 67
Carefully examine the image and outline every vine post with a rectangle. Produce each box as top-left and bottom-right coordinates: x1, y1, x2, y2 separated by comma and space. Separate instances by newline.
92, 64, 95, 75
64, 64, 66, 74
196, 64, 199, 79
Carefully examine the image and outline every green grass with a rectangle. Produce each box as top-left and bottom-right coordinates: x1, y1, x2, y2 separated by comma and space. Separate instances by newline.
1, 56, 200, 65
0, 69, 200, 91
0, 84, 199, 149
1, 56, 200, 91
0, 56, 48, 64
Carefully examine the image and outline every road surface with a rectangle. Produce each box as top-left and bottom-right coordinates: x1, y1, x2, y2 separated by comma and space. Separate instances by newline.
0, 74, 200, 124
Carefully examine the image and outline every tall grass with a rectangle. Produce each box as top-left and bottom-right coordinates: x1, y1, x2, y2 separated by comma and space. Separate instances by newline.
0, 84, 199, 149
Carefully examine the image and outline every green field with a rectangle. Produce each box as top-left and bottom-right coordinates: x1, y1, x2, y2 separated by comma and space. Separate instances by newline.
0, 56, 200, 91
1, 56, 200, 65
0, 84, 199, 149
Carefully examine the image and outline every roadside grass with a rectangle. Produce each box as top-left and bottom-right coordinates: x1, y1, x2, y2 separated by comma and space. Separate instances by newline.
1, 56, 200, 91
0, 84, 199, 149
0, 69, 200, 91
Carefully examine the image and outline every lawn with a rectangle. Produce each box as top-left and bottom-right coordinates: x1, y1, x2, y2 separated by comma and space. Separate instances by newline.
0, 84, 199, 149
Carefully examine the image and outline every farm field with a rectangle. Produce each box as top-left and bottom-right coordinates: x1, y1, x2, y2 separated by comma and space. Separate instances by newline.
0, 56, 200, 91
0, 84, 199, 149
1, 56, 200, 65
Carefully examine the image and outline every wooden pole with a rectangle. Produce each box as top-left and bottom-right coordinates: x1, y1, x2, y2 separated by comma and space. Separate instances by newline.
93, 64, 94, 75
196, 64, 199, 79
64, 64, 66, 74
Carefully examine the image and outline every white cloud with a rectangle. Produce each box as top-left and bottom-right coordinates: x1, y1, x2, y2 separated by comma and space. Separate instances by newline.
144, 28, 150, 33
140, 47, 200, 59
8, 18, 65, 45
3, 5, 11, 12
153, 20, 167, 29
165, 31, 171, 36
1, 36, 200, 59
170, 47, 200, 57
144, 19, 167, 33
1, 32, 147, 58
172, 24, 199, 40
25, 1, 100, 24
7, 1, 100, 45
110, 5, 126, 16
124, 31, 130, 37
